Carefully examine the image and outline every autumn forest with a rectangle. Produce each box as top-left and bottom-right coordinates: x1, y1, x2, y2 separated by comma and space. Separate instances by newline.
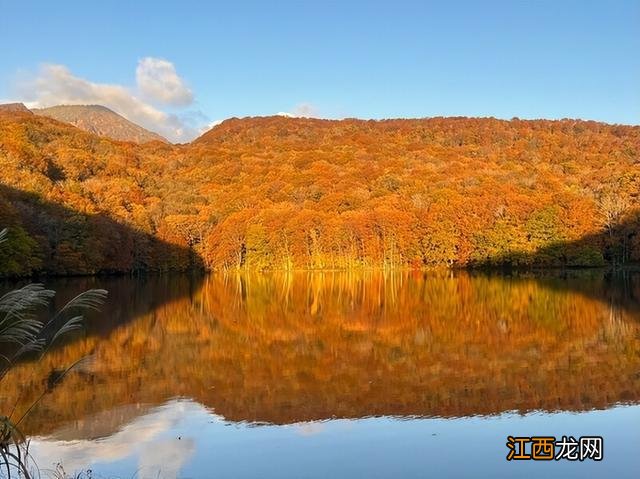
0, 110, 638, 277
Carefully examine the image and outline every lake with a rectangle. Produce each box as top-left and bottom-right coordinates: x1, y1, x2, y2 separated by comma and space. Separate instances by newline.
1, 271, 639, 478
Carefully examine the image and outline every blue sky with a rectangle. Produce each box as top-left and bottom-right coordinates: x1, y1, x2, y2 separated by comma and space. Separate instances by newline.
1, 1, 638, 140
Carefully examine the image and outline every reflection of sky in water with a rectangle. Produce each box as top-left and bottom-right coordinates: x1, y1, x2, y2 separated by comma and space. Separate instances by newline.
32, 401, 196, 478
30, 399, 640, 479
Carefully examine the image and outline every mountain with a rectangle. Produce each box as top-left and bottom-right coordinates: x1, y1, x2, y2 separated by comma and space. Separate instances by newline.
0, 112, 639, 276
31, 104, 167, 143
0, 102, 32, 113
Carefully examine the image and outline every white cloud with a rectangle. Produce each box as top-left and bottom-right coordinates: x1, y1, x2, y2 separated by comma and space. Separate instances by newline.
198, 119, 224, 135
136, 57, 193, 107
13, 61, 204, 143
294, 421, 326, 436
291, 103, 319, 118
30, 400, 200, 478
278, 102, 320, 118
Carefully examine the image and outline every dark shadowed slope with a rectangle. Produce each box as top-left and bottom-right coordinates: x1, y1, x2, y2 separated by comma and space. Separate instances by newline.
472, 209, 640, 269
32, 104, 167, 143
0, 110, 195, 276
0, 184, 204, 276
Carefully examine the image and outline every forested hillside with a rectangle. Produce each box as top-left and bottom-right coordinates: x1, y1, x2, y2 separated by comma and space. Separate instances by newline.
0, 110, 638, 276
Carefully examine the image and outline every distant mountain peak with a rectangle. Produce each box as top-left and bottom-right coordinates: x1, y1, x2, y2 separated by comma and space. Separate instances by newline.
0, 102, 32, 114
32, 104, 167, 144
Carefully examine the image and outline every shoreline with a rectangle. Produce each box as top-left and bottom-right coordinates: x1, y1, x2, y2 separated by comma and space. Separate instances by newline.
2, 263, 639, 282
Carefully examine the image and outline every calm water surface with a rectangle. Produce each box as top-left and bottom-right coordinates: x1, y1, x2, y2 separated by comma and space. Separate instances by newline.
1, 271, 639, 478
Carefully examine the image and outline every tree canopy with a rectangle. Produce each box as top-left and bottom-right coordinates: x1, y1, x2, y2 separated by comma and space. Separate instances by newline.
1, 112, 638, 276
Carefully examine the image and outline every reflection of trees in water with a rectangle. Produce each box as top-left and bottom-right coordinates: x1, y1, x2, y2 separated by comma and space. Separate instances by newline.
2, 271, 639, 436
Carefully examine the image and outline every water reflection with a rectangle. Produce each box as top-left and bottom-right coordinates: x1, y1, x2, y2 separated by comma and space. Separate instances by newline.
1, 271, 639, 477
29, 400, 640, 479
31, 400, 197, 478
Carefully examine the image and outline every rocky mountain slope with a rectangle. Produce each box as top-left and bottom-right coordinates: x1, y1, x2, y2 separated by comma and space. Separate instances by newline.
32, 104, 167, 143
